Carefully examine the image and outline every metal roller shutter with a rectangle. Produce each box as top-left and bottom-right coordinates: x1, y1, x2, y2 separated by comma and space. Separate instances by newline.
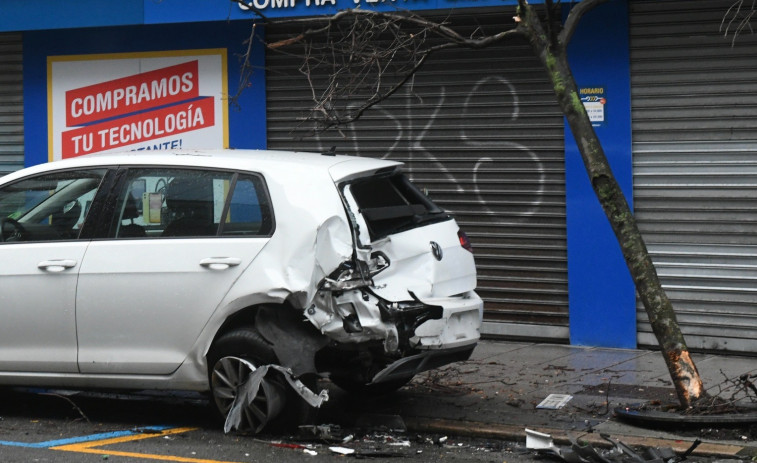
631, 0, 757, 353
0, 33, 23, 176
265, 10, 569, 340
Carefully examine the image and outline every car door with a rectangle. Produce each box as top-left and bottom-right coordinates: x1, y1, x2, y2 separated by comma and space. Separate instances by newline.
76, 167, 274, 375
0, 168, 107, 373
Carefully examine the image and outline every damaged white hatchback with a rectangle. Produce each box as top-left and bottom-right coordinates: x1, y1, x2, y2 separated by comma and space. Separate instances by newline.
0, 149, 483, 433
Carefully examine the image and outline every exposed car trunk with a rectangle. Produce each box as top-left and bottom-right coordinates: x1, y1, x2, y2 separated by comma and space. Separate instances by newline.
297, 163, 483, 389
340, 172, 478, 301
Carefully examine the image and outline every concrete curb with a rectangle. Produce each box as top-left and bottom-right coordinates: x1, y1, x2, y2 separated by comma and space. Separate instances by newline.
404, 417, 757, 459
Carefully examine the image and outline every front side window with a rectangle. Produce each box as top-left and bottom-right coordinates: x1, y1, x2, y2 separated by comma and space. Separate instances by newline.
0, 169, 106, 243
109, 168, 273, 238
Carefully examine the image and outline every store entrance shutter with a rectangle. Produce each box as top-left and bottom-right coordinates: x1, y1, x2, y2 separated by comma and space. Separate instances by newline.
631, 0, 757, 353
0, 33, 23, 176
265, 10, 569, 341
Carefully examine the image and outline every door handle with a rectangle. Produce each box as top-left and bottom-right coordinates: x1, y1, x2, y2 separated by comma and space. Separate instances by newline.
199, 257, 242, 271
38, 259, 77, 273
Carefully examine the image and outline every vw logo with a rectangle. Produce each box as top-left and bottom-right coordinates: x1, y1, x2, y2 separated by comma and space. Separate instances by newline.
430, 241, 443, 261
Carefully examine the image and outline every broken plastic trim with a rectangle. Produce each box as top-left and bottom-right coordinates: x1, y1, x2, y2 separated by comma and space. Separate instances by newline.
525, 428, 702, 463
370, 344, 475, 384
376, 290, 443, 351
319, 253, 390, 291
223, 358, 329, 434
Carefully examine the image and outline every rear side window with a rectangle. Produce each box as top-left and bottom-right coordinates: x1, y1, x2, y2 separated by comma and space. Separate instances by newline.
344, 173, 448, 241
109, 168, 273, 238
222, 175, 273, 236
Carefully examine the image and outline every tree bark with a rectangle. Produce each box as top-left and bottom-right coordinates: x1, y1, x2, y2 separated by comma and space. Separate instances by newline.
517, 1, 704, 408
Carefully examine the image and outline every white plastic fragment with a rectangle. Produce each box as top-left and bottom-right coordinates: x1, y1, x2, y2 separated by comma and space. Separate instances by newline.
389, 440, 411, 447
525, 428, 560, 453
536, 393, 573, 409
329, 446, 356, 455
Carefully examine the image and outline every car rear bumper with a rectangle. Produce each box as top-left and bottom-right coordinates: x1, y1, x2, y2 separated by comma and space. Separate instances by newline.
369, 291, 482, 384
410, 291, 483, 349
370, 343, 476, 384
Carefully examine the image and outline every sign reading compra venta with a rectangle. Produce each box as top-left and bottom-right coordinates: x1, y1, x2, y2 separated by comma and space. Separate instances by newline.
48, 49, 229, 161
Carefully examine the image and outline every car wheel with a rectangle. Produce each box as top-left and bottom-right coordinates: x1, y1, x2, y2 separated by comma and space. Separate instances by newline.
207, 326, 316, 433
330, 375, 412, 395
207, 327, 288, 433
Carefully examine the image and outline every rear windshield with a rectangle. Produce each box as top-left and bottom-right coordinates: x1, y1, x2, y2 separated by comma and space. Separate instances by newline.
343, 173, 449, 241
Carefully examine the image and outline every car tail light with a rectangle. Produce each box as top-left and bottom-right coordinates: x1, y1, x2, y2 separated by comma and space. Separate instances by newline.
458, 230, 473, 253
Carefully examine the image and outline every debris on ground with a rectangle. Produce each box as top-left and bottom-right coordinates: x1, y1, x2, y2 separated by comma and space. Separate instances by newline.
257, 431, 415, 458
355, 414, 407, 433
525, 428, 703, 463
256, 424, 514, 459
328, 446, 355, 455
407, 366, 486, 396
537, 394, 574, 409
298, 424, 344, 442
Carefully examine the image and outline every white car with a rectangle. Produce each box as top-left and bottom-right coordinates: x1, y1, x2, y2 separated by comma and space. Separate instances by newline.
0, 149, 483, 432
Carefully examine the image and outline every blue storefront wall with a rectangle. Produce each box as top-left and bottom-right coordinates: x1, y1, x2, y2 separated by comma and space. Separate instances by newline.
13, 0, 638, 348
22, 21, 267, 166
564, 0, 635, 348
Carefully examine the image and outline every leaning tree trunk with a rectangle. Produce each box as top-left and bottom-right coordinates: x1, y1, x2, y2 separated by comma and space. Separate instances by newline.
517, 1, 704, 408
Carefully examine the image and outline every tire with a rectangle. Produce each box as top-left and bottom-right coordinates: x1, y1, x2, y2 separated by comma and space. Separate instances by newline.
330, 375, 412, 396
207, 326, 315, 433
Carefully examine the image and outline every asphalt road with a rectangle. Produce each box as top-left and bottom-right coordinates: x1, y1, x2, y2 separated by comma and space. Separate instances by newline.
0, 386, 533, 463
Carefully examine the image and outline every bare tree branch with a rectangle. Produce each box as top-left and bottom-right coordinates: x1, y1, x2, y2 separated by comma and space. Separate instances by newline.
559, 0, 610, 46
268, 9, 519, 50
264, 8, 521, 132
230, 0, 268, 21
322, 42, 454, 130
229, 22, 258, 109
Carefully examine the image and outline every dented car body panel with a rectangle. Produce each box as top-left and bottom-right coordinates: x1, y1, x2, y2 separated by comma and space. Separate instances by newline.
0, 149, 482, 397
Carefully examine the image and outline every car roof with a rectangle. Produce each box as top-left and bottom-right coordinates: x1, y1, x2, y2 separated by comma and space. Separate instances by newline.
0, 149, 403, 183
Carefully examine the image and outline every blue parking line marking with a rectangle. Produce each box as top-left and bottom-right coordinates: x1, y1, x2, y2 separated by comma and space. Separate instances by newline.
0, 425, 171, 448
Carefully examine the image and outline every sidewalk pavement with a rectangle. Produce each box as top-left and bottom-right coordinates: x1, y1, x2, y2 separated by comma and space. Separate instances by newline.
317, 340, 757, 459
